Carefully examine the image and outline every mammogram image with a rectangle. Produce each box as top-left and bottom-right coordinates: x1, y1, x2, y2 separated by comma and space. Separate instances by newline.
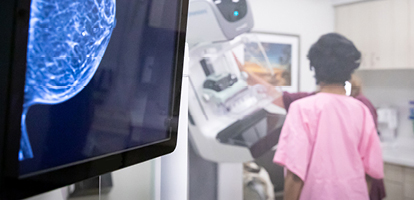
20, 0, 116, 160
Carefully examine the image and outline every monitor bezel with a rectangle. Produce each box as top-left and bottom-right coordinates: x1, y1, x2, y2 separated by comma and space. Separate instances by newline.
0, 0, 189, 198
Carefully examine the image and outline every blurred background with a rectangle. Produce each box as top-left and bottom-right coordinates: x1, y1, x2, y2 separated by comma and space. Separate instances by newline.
25, 0, 414, 200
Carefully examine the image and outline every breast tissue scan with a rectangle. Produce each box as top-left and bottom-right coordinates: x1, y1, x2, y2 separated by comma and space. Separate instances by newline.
19, 0, 180, 176
21, 0, 116, 161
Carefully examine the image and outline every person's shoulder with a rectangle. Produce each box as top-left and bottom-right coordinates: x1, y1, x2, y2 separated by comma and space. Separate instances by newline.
283, 91, 315, 112
283, 91, 313, 100
289, 94, 318, 109
344, 95, 374, 117
296, 93, 364, 110
348, 95, 370, 108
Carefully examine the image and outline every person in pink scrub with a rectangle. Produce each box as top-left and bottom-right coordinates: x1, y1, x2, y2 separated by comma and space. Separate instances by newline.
274, 76, 386, 200
236, 33, 384, 200
275, 33, 384, 200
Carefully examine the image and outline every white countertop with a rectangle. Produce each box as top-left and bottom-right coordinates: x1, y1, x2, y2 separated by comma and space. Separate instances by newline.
382, 137, 414, 168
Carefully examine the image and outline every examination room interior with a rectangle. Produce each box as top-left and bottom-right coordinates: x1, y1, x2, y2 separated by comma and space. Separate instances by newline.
24, 0, 414, 200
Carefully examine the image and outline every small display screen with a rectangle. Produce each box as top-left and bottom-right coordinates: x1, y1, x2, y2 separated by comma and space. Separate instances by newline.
19, 0, 181, 176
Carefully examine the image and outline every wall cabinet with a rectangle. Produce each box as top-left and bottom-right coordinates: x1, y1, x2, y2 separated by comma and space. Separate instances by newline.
383, 163, 414, 200
335, 0, 413, 70
410, 0, 414, 68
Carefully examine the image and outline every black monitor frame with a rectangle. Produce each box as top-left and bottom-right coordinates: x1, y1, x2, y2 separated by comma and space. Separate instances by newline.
0, 0, 189, 199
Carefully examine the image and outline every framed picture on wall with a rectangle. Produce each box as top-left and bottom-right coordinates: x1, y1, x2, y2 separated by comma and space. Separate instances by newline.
242, 32, 300, 93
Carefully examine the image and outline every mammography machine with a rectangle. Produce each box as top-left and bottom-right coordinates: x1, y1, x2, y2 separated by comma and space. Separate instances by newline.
186, 1, 289, 199
187, 0, 285, 163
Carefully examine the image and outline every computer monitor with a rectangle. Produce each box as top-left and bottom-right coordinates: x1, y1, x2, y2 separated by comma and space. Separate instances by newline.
0, 0, 188, 198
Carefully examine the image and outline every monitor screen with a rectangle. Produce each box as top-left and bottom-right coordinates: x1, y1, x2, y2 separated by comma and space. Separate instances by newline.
17, 0, 183, 177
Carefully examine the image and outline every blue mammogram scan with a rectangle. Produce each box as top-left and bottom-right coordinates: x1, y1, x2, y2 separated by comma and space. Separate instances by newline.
20, 0, 116, 160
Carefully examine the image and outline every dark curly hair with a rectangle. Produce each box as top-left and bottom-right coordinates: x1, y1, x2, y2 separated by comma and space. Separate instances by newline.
308, 33, 361, 84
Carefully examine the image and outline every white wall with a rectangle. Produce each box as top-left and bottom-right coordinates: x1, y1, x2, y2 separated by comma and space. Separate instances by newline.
331, 0, 373, 6
25, 160, 155, 200
356, 70, 414, 139
249, 0, 335, 92
25, 188, 64, 200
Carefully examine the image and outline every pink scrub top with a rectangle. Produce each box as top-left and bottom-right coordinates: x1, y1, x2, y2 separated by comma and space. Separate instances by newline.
274, 93, 384, 200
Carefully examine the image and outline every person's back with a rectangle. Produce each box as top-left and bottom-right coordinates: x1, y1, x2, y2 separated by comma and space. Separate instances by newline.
274, 93, 383, 200
271, 33, 384, 200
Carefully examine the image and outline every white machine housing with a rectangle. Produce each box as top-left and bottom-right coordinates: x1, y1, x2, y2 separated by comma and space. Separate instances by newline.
186, 0, 254, 45
188, 52, 274, 163
187, 0, 283, 163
